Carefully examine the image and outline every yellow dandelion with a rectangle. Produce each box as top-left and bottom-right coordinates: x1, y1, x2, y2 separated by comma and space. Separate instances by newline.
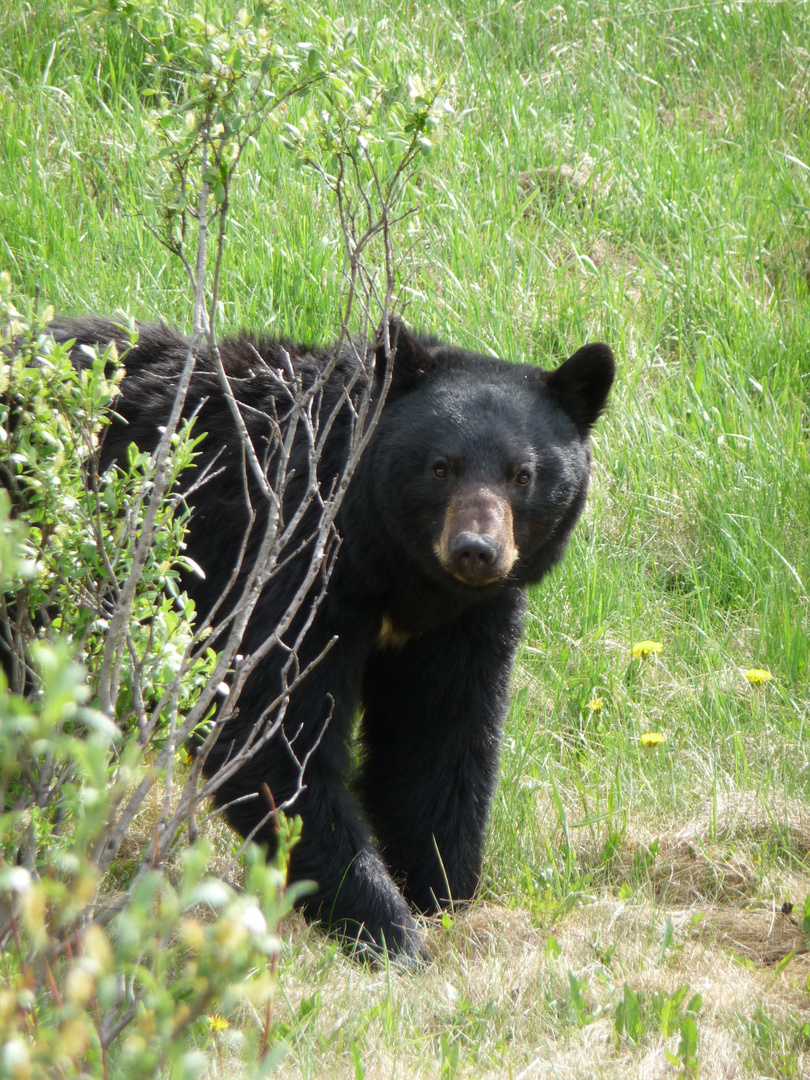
744, 668, 772, 685
630, 640, 663, 658
640, 732, 665, 747
207, 1015, 230, 1033
587, 697, 604, 712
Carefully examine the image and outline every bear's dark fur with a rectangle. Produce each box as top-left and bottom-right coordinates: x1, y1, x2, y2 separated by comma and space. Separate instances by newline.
49, 315, 614, 962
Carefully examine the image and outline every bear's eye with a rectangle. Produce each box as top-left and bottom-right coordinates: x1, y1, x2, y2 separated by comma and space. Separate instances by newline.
515, 468, 532, 486
432, 462, 449, 480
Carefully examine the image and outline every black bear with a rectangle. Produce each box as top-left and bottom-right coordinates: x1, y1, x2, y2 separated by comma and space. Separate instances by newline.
50, 315, 614, 962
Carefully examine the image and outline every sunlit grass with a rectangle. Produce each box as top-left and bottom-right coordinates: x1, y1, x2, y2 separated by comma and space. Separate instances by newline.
2, 0, 809, 1075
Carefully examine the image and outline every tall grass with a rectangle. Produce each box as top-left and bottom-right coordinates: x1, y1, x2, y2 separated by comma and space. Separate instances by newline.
2, 0, 809, 1076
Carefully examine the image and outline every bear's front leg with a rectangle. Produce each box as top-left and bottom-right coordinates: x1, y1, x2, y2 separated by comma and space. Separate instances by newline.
205, 639, 429, 964
286, 773, 429, 962
358, 592, 525, 914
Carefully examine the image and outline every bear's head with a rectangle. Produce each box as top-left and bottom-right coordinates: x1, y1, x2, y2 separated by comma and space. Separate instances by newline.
370, 318, 615, 590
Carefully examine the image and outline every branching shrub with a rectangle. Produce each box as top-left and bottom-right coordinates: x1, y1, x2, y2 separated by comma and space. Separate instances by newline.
0, 281, 306, 1078
1, 1, 447, 1074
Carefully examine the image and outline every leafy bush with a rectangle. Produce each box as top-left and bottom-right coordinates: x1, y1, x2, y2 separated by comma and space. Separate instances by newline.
1, 0, 446, 1070
0, 277, 306, 1078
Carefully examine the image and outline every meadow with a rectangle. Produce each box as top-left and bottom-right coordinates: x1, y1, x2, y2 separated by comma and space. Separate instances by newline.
1, 0, 809, 1076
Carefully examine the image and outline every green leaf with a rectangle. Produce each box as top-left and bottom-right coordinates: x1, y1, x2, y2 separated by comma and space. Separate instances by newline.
657, 915, 674, 961
659, 996, 675, 1038
774, 949, 796, 976
614, 984, 644, 1044
567, 971, 589, 1027
678, 1014, 699, 1072
545, 932, 561, 958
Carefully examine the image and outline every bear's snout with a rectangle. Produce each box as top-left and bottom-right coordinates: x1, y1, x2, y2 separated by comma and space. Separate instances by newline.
449, 531, 501, 582
436, 487, 519, 585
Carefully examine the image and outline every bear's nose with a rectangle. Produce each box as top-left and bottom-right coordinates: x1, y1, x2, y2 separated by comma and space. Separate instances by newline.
449, 532, 501, 583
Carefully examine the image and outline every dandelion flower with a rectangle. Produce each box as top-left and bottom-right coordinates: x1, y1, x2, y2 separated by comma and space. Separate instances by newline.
630, 640, 663, 658
587, 697, 604, 712
744, 668, 772, 685
207, 1015, 230, 1032
640, 732, 665, 747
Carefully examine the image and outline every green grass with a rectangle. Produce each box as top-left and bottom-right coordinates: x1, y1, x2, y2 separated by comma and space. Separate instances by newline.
3, 0, 810, 1076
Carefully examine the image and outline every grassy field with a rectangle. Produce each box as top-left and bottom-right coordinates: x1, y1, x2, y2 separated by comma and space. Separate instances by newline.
3, 0, 810, 1076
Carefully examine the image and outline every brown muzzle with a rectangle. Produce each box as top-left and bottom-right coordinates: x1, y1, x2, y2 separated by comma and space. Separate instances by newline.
435, 487, 518, 585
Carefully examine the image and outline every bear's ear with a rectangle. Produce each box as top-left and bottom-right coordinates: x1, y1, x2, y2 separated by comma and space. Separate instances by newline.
374, 315, 434, 395
540, 342, 615, 433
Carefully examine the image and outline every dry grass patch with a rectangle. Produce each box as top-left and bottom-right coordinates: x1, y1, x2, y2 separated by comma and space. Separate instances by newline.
518, 155, 615, 209
673, 791, 810, 854
656, 104, 731, 137
269, 895, 808, 1078
259, 789, 810, 1078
